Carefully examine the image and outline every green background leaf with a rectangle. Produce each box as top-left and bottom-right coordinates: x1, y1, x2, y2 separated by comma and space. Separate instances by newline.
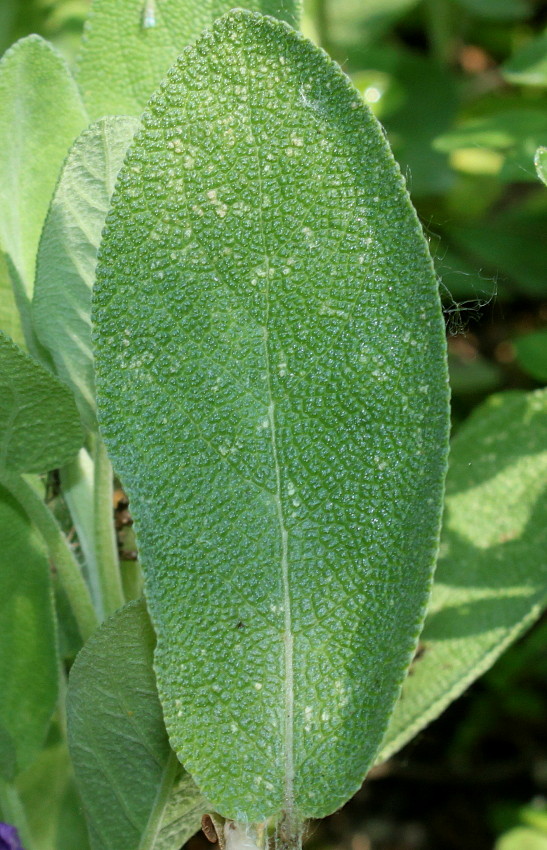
378, 389, 547, 763
0, 36, 87, 342
502, 31, 547, 87
33, 117, 140, 430
514, 331, 547, 383
15, 737, 91, 850
0, 253, 24, 348
76, 0, 302, 120
453, 0, 530, 21
94, 11, 449, 822
67, 600, 206, 850
434, 110, 547, 183
0, 332, 83, 473
0, 484, 58, 780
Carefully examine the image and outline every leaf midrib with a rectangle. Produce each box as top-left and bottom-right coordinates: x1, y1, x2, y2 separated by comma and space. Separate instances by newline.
243, 53, 295, 813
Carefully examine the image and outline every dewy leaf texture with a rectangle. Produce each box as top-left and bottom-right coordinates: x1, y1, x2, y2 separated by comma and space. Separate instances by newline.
379, 388, 547, 762
67, 600, 206, 850
94, 11, 449, 823
33, 117, 140, 431
0, 331, 83, 473
76, 0, 302, 119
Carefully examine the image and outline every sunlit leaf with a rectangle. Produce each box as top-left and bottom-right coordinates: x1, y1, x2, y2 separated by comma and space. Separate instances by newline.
0, 36, 87, 339
378, 389, 547, 763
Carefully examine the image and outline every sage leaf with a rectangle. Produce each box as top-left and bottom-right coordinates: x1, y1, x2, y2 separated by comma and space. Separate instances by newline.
378, 389, 547, 763
67, 600, 206, 850
33, 117, 140, 430
93, 11, 449, 822
0, 36, 87, 330
76, 0, 302, 120
0, 331, 83, 473
0, 484, 58, 780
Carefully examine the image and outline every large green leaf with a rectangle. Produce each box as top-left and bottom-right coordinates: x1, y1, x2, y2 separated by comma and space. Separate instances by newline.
93, 11, 449, 823
0, 484, 58, 781
0, 36, 87, 325
378, 389, 547, 763
33, 117, 140, 430
67, 600, 206, 850
76, 0, 302, 119
0, 331, 83, 473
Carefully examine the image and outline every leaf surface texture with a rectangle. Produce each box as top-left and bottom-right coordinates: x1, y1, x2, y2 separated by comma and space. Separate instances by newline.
94, 11, 449, 821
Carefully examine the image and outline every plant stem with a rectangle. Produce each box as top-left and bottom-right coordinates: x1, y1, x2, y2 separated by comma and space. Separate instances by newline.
60, 447, 98, 605
0, 467, 97, 641
61, 436, 124, 620
92, 435, 125, 616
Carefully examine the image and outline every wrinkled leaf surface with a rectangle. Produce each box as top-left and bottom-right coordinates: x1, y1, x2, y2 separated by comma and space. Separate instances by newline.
94, 11, 449, 822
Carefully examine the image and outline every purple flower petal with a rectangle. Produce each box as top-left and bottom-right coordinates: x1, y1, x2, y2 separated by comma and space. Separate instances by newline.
0, 823, 24, 850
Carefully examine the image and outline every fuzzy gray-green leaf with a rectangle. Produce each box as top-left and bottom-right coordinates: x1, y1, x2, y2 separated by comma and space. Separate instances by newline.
0, 36, 87, 310
33, 117, 139, 430
67, 600, 206, 850
0, 332, 83, 473
93, 11, 449, 823
378, 389, 547, 763
76, 0, 302, 120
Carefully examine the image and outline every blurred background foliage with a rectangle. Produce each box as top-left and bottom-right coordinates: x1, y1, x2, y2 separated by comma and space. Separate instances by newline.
1, 0, 546, 847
